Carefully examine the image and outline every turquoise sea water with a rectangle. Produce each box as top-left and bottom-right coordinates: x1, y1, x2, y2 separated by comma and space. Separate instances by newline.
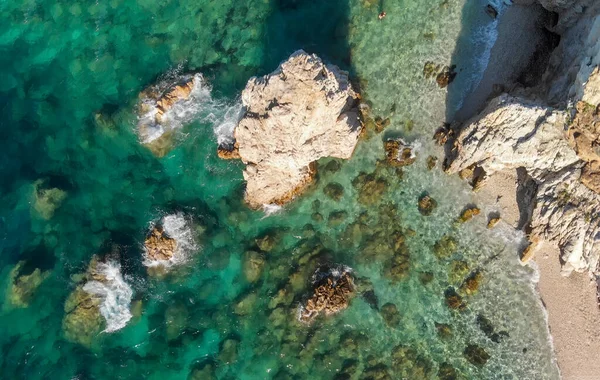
0, 0, 560, 379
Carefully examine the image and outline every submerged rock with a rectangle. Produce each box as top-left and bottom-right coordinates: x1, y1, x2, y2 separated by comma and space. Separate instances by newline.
324, 182, 345, 201
436, 65, 457, 88
435, 322, 453, 340
380, 303, 401, 328
391, 345, 434, 379
165, 301, 189, 341
242, 251, 265, 283
418, 194, 437, 216
352, 172, 389, 205
458, 206, 481, 223
232, 50, 362, 209
438, 362, 461, 380
31, 179, 67, 220
328, 210, 348, 226
255, 231, 282, 252
434, 235, 458, 259
188, 360, 217, 380
477, 314, 509, 343
299, 267, 354, 323
464, 344, 490, 366
449, 260, 470, 284
459, 271, 483, 296
5, 261, 50, 309
444, 287, 466, 311
218, 337, 240, 364
423, 61, 456, 88
426, 155, 438, 170
374, 116, 391, 133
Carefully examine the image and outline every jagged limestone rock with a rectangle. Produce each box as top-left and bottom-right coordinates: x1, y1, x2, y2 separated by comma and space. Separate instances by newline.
445, 94, 600, 275
232, 50, 362, 209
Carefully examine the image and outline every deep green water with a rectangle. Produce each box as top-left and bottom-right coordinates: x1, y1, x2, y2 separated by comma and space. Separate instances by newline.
0, 0, 560, 379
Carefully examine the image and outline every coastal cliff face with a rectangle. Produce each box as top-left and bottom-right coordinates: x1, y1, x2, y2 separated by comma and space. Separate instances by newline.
445, 0, 600, 276
445, 94, 600, 275
232, 50, 362, 209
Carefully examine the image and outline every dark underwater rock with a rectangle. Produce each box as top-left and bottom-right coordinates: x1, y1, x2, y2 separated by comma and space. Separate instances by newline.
434, 235, 458, 259
418, 194, 437, 216
324, 182, 345, 201
444, 287, 466, 311
380, 303, 401, 328
464, 344, 490, 366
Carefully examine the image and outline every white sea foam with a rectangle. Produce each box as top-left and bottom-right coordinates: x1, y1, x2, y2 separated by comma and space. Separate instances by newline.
143, 213, 198, 268
261, 204, 283, 218
213, 101, 243, 146
137, 73, 243, 145
82, 260, 133, 333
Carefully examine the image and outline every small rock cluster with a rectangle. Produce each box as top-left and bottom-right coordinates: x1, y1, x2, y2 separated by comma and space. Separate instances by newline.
144, 226, 177, 262
136, 74, 199, 156
423, 61, 457, 88
384, 138, 416, 167
299, 270, 354, 323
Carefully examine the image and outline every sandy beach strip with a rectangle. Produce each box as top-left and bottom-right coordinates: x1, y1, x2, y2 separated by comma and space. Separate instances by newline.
476, 171, 600, 379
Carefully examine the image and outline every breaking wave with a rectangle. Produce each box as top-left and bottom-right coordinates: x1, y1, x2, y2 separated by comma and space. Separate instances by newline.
143, 213, 198, 268
82, 260, 133, 333
137, 72, 243, 145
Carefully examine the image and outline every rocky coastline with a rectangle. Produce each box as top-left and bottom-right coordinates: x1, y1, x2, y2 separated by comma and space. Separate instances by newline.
443, 0, 600, 278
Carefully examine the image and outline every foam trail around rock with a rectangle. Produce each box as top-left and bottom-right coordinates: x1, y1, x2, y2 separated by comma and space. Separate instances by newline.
82, 261, 133, 333
143, 213, 198, 268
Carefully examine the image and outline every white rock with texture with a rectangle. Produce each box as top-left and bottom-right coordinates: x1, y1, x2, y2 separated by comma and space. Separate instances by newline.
446, 94, 579, 178
446, 94, 600, 275
234, 50, 362, 209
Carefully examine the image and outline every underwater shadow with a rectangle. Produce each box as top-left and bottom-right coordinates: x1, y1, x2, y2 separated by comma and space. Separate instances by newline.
261, 0, 354, 74
444, 1, 560, 125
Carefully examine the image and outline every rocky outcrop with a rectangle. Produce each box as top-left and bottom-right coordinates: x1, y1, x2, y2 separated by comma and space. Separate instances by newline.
384, 138, 416, 167
144, 226, 177, 262
63, 255, 133, 347
143, 213, 198, 270
445, 93, 600, 275
230, 50, 362, 209
299, 267, 354, 323
136, 74, 204, 156
63, 256, 108, 347
445, 95, 579, 178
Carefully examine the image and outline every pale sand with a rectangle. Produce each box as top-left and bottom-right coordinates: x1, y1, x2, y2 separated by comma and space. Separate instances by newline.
476, 171, 600, 379
536, 243, 600, 380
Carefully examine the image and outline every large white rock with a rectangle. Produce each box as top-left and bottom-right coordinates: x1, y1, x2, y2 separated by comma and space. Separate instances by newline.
446, 94, 579, 178
446, 94, 600, 276
234, 50, 362, 209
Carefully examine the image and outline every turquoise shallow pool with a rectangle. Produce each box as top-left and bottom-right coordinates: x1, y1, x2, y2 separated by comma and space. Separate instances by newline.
0, 0, 559, 379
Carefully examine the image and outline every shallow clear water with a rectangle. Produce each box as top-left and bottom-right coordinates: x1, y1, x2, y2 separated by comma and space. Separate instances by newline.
0, 0, 559, 379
